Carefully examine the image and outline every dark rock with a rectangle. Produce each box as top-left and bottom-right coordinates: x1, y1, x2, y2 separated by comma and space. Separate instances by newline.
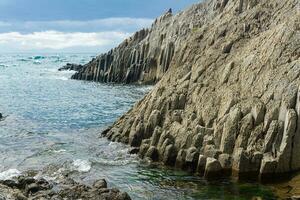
25, 183, 40, 194
58, 63, 84, 71
129, 147, 140, 154
204, 158, 223, 179
93, 179, 107, 188
0, 174, 131, 200
185, 147, 200, 172
145, 146, 159, 161
222, 41, 234, 54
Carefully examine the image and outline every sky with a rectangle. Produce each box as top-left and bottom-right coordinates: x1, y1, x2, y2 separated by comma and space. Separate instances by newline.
0, 0, 200, 53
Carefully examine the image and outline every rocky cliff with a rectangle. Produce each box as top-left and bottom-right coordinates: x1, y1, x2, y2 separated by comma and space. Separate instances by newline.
71, 7, 198, 84
76, 0, 299, 180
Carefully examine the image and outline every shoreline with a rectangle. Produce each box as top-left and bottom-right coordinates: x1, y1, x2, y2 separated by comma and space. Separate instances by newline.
0, 170, 131, 200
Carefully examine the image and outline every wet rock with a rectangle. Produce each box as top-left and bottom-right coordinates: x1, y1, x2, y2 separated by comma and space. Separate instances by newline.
259, 153, 278, 179
139, 144, 150, 158
129, 120, 145, 147
218, 153, 232, 171
185, 147, 200, 172
197, 155, 207, 174
58, 63, 84, 71
93, 179, 107, 189
25, 183, 40, 194
204, 158, 222, 178
232, 149, 263, 178
162, 144, 177, 165
145, 146, 159, 161
175, 149, 187, 168
0, 174, 131, 200
129, 147, 140, 154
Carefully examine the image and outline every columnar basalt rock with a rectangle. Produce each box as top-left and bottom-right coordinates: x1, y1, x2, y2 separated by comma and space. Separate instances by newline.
71, 11, 182, 84
98, 0, 300, 181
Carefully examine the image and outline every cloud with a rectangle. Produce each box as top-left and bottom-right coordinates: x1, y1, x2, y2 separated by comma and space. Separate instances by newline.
0, 18, 153, 33
0, 17, 154, 53
0, 31, 131, 52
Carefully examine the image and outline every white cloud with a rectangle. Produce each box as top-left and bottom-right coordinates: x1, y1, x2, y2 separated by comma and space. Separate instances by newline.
0, 18, 153, 33
0, 17, 154, 53
26, 18, 153, 29
0, 31, 131, 52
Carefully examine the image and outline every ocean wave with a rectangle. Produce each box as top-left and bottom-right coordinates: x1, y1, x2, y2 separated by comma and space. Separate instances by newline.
92, 158, 137, 166
33, 60, 42, 65
33, 56, 46, 60
0, 169, 21, 180
17, 58, 30, 62
73, 159, 91, 172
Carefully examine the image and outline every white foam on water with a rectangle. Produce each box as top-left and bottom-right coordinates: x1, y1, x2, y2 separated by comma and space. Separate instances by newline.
0, 169, 21, 180
73, 159, 91, 172
53, 149, 66, 153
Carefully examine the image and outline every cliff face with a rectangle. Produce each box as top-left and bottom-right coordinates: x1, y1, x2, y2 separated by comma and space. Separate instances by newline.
99, 0, 300, 180
74, 0, 299, 180
71, 8, 197, 84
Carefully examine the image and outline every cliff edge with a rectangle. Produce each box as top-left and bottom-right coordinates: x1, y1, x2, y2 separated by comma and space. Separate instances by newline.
74, 0, 300, 180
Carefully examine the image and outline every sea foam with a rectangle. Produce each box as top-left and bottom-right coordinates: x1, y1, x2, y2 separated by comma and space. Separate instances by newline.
0, 169, 21, 180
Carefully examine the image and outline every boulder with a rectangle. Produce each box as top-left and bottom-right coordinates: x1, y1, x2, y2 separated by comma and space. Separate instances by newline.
58, 63, 84, 71
204, 158, 222, 178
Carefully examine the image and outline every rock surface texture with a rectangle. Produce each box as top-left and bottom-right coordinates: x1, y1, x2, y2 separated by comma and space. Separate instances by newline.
0, 174, 131, 200
77, 0, 299, 180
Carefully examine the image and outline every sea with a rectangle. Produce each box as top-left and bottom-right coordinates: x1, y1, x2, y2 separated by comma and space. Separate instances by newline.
0, 54, 277, 199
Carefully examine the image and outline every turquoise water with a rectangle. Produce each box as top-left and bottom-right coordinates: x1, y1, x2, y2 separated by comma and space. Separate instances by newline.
0, 54, 277, 199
